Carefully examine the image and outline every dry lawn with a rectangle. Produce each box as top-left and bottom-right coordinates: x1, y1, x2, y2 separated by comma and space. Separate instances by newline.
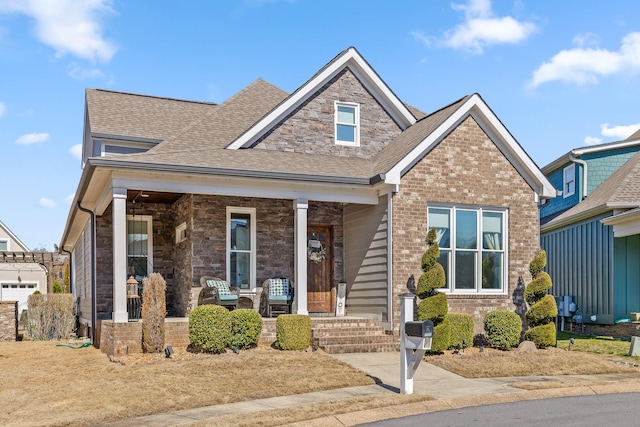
0, 341, 375, 426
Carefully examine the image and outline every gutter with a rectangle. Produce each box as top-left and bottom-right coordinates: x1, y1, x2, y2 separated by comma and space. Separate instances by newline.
568, 153, 588, 199
77, 202, 96, 344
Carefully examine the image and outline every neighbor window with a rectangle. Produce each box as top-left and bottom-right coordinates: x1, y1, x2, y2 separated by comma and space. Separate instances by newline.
335, 101, 359, 146
428, 206, 507, 294
126, 215, 153, 282
0, 239, 8, 251
227, 207, 256, 290
563, 164, 575, 198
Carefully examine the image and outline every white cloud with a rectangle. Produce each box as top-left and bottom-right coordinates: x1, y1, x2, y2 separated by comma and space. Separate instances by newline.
68, 65, 105, 80
64, 193, 75, 205
529, 32, 640, 88
584, 136, 602, 145
15, 132, 49, 145
601, 122, 640, 139
433, 0, 537, 54
69, 144, 83, 159
0, 0, 117, 62
0, 102, 5, 117
573, 32, 599, 48
39, 198, 55, 208
411, 31, 432, 47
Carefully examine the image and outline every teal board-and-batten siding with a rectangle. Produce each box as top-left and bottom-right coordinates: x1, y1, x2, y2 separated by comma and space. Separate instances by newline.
541, 213, 615, 324
614, 235, 640, 320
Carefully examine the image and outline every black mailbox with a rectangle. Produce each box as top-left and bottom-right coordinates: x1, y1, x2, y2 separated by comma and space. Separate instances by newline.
405, 320, 433, 338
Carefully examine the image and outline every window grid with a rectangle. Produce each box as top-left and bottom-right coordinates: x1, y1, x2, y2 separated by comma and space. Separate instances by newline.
334, 101, 360, 146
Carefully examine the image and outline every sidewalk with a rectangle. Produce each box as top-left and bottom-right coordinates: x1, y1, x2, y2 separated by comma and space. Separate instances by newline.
100, 351, 640, 426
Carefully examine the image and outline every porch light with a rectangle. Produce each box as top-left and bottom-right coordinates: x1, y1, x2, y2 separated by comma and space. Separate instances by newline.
126, 275, 139, 295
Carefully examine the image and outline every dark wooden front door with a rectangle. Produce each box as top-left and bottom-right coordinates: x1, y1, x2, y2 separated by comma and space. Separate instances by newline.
307, 225, 333, 312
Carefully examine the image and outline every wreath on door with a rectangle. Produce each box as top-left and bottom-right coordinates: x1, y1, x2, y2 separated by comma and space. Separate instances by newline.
307, 234, 326, 263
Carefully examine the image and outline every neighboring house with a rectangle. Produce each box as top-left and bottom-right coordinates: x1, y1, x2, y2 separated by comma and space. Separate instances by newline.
540, 131, 640, 325
60, 47, 554, 349
0, 220, 47, 315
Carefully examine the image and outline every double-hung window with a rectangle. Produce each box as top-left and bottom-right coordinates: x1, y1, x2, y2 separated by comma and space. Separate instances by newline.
335, 101, 359, 146
126, 215, 153, 283
428, 205, 507, 294
226, 207, 256, 291
563, 164, 575, 198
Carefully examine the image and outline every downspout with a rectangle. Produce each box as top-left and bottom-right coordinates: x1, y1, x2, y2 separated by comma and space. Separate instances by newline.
77, 202, 96, 343
568, 153, 588, 200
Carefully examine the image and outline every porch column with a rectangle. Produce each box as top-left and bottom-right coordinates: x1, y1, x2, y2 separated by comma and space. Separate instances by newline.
112, 187, 128, 323
294, 199, 308, 315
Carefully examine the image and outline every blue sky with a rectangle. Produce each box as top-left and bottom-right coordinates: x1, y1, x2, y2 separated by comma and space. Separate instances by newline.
1, 0, 640, 250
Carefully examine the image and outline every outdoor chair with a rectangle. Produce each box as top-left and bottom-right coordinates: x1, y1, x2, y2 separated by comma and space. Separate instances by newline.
262, 278, 294, 317
198, 276, 239, 310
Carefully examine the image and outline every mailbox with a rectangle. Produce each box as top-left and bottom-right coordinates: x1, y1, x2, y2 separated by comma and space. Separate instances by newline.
403, 320, 434, 350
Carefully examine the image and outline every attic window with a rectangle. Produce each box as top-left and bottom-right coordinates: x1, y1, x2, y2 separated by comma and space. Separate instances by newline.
0, 239, 7, 251
335, 102, 359, 146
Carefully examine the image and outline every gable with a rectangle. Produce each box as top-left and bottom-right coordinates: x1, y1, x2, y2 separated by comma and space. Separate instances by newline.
254, 68, 402, 159
0, 221, 29, 252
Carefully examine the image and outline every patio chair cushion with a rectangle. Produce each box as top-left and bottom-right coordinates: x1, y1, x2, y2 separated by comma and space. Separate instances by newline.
268, 278, 291, 300
205, 279, 234, 297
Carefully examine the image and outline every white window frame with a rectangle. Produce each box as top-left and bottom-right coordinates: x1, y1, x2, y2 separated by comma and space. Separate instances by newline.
226, 207, 256, 291
334, 101, 360, 146
563, 163, 576, 198
0, 238, 9, 251
427, 205, 508, 295
126, 215, 153, 280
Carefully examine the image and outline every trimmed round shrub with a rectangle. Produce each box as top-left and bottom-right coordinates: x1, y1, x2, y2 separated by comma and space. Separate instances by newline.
483, 310, 522, 350
529, 250, 546, 277
416, 292, 448, 323
229, 309, 262, 350
524, 322, 556, 348
430, 318, 451, 352
524, 272, 552, 306
416, 264, 446, 298
189, 305, 232, 353
525, 294, 558, 327
447, 313, 474, 349
275, 314, 311, 351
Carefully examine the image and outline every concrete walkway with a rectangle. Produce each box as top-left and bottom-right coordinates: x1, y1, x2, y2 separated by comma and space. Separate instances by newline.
99, 351, 640, 427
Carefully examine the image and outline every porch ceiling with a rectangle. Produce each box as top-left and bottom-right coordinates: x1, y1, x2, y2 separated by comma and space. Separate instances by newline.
126, 190, 183, 204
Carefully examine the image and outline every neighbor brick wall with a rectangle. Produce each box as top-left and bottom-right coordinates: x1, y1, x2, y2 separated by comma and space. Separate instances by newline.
255, 68, 402, 159
0, 301, 18, 341
392, 115, 540, 334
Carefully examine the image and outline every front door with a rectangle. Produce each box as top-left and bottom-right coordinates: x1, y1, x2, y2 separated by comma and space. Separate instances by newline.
307, 225, 333, 312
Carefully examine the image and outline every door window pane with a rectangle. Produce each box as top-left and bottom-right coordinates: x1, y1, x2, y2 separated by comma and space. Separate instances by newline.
337, 105, 355, 124
336, 124, 355, 142
429, 208, 450, 248
230, 252, 250, 289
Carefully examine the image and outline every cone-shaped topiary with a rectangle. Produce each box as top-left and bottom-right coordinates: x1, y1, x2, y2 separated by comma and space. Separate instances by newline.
416, 228, 449, 351
524, 250, 556, 348
142, 273, 166, 353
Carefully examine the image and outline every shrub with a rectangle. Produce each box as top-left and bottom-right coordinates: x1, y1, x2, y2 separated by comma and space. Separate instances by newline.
524, 322, 556, 349
483, 310, 521, 350
416, 292, 447, 323
529, 250, 547, 277
524, 250, 556, 348
52, 280, 63, 294
447, 313, 474, 349
430, 317, 451, 352
142, 273, 166, 353
524, 272, 552, 306
189, 304, 232, 353
524, 294, 558, 327
275, 314, 311, 351
229, 309, 262, 350
27, 293, 75, 340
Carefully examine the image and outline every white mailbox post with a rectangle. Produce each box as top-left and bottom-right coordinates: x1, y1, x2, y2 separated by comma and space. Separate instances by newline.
400, 292, 433, 394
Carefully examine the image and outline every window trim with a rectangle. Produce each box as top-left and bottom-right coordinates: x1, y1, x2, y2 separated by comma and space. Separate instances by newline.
427, 204, 508, 295
563, 163, 576, 198
226, 207, 257, 291
126, 215, 153, 280
334, 101, 360, 146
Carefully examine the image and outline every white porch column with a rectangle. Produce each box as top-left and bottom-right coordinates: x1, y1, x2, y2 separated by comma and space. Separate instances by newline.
294, 199, 308, 315
112, 187, 128, 323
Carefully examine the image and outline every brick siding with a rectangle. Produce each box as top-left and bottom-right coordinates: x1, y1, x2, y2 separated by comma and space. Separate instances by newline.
392, 115, 540, 334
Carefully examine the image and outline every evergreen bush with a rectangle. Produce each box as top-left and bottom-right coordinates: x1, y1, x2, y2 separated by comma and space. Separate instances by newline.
189, 304, 232, 353
229, 309, 262, 349
447, 313, 474, 349
141, 273, 166, 353
483, 310, 522, 350
524, 250, 557, 348
275, 314, 311, 351
524, 321, 556, 348
416, 228, 449, 351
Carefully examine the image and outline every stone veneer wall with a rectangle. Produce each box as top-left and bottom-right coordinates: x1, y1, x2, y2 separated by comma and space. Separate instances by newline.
392, 116, 540, 334
254, 68, 402, 159
0, 301, 18, 341
171, 194, 194, 316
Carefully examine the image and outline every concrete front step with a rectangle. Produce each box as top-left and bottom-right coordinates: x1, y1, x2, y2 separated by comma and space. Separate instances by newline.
312, 327, 388, 338
321, 342, 399, 354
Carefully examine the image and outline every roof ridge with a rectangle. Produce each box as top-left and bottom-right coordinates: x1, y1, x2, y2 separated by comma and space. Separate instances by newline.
90, 88, 217, 105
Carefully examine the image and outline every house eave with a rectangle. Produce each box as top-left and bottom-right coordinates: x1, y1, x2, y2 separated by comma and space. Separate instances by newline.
541, 205, 612, 233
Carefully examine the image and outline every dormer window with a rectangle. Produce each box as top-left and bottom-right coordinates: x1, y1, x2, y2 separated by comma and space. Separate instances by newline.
335, 102, 359, 146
